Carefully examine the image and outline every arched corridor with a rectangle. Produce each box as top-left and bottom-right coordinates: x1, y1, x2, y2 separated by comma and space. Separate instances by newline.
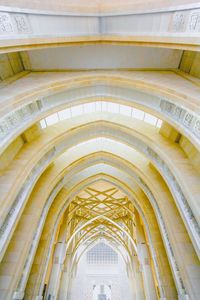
0, 1, 199, 299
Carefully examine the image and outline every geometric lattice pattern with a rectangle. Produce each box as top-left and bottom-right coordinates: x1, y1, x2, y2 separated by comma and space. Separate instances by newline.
67, 182, 136, 256
87, 242, 118, 264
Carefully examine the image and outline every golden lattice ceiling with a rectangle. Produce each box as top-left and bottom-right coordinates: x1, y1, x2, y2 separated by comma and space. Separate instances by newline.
65, 181, 136, 256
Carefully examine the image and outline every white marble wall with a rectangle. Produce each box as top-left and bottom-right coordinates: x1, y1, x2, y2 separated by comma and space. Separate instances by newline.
0, 8, 200, 41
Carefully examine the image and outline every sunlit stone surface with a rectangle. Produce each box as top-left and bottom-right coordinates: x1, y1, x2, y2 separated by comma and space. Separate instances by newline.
0, 1, 199, 300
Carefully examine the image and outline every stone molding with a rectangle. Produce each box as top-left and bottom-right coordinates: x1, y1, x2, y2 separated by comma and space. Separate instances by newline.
0, 147, 56, 260
0, 121, 199, 266
15, 155, 192, 298
0, 85, 199, 154
0, 8, 200, 51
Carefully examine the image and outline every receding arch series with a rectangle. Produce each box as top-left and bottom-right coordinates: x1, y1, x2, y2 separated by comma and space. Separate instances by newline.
1, 117, 199, 264
2, 144, 198, 298
1, 74, 200, 153
0, 4, 200, 300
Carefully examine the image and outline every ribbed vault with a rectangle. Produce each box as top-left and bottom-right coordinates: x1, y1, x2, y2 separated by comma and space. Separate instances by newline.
66, 183, 137, 253
0, 2, 200, 300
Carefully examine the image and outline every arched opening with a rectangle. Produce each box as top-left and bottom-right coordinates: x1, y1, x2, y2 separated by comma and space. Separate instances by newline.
0, 2, 199, 300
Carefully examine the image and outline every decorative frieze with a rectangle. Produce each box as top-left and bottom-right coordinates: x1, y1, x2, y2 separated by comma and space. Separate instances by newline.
160, 99, 200, 139
0, 12, 31, 35
146, 146, 200, 247
138, 176, 186, 294
189, 11, 200, 32
13, 14, 31, 33
0, 13, 13, 34
171, 12, 188, 32
0, 100, 42, 140
170, 9, 200, 33
1, 88, 199, 153
194, 120, 200, 136
0, 8, 200, 39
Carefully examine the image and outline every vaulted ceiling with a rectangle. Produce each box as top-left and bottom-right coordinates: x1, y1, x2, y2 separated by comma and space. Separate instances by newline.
0, 1, 199, 300
1, 0, 200, 14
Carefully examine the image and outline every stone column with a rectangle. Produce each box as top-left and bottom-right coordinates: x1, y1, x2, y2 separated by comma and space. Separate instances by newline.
46, 242, 66, 299
135, 212, 157, 300
46, 210, 71, 299
58, 250, 74, 300
132, 255, 146, 300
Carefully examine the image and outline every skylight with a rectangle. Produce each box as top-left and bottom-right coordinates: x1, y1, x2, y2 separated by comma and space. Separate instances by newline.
45, 113, 59, 125
40, 102, 162, 129
58, 108, 71, 120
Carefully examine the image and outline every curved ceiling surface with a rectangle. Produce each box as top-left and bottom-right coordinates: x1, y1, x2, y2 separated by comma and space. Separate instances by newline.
0, 2, 200, 300
1, 0, 200, 14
